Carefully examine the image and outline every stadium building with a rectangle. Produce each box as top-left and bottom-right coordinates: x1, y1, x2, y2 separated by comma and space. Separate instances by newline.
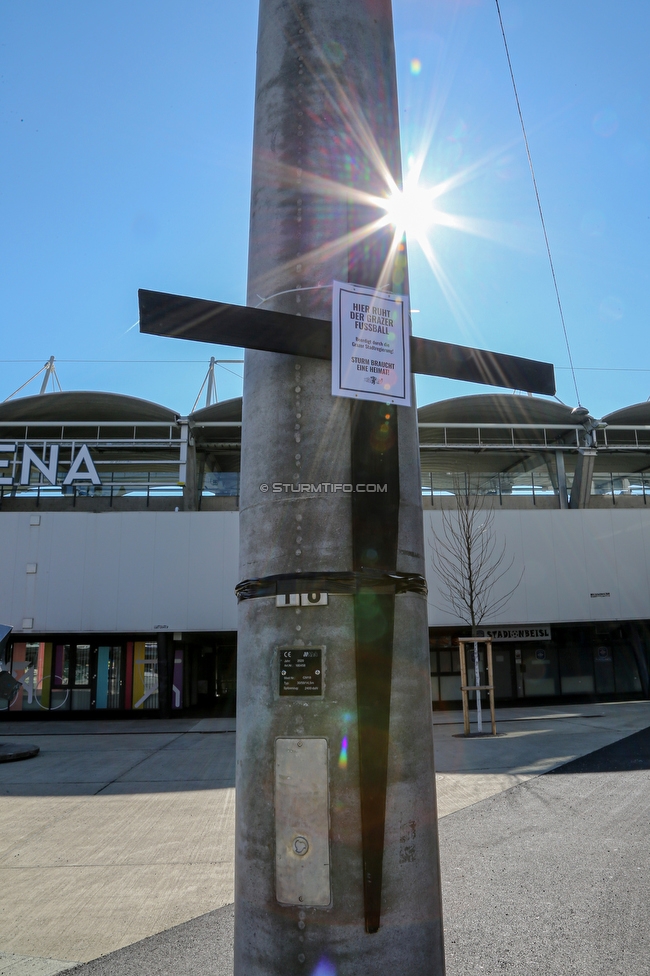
0, 388, 648, 716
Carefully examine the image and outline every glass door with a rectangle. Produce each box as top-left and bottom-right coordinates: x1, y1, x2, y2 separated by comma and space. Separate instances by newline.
52, 644, 95, 710
93, 646, 124, 709
107, 645, 124, 708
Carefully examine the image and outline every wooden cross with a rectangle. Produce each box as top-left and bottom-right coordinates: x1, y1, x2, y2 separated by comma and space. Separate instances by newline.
139, 289, 555, 395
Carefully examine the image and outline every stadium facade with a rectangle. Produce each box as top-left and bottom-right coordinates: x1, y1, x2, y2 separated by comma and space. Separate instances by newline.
1, 389, 648, 716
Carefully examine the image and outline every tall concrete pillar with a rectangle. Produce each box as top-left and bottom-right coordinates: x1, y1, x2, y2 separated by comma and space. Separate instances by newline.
180, 419, 198, 511
569, 449, 596, 509
235, 2, 445, 973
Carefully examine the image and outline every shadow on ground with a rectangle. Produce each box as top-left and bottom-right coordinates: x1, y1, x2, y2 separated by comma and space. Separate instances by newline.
65, 723, 650, 976
66, 905, 235, 976
548, 723, 650, 773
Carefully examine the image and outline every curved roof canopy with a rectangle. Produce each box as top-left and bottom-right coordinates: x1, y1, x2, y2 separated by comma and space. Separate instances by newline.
190, 397, 242, 424
0, 391, 178, 424
417, 393, 577, 426
602, 402, 650, 426
4, 388, 647, 435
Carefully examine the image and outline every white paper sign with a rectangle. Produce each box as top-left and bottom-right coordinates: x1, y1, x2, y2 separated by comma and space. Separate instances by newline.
331, 281, 411, 406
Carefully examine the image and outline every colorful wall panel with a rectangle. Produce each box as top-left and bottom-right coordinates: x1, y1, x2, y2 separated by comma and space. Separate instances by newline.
96, 646, 110, 709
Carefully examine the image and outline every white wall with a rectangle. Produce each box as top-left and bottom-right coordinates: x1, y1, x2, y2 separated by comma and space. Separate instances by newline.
2, 508, 649, 636
424, 508, 650, 628
0, 512, 240, 634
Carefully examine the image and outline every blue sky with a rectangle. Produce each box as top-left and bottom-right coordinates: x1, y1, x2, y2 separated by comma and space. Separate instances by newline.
1, 0, 648, 416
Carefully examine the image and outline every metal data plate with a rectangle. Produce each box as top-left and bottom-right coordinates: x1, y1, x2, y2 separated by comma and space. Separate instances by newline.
275, 738, 331, 907
279, 646, 323, 696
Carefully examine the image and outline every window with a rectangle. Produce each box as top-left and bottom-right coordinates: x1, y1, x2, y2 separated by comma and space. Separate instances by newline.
75, 645, 91, 686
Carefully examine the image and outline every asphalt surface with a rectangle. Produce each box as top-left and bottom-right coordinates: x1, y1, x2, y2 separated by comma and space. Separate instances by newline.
440, 725, 650, 976
65, 907, 235, 976
64, 724, 650, 976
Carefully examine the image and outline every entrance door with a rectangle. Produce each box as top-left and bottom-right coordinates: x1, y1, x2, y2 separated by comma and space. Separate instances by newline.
492, 646, 514, 699
179, 640, 236, 714
196, 646, 217, 709
93, 646, 124, 709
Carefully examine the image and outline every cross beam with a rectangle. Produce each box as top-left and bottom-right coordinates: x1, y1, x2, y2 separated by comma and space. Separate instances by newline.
139, 282, 555, 937
139, 289, 556, 396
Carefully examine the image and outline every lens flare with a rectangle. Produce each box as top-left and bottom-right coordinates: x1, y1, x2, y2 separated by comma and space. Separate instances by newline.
410, 58, 422, 75
593, 108, 618, 138
312, 959, 337, 976
338, 735, 348, 769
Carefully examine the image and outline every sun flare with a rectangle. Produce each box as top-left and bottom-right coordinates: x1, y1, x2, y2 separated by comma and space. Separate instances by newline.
251, 63, 521, 336
382, 182, 440, 243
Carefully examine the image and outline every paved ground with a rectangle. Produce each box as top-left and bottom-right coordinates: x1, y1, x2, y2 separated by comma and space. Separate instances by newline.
0, 719, 237, 968
440, 726, 650, 976
0, 702, 647, 975
432, 700, 650, 816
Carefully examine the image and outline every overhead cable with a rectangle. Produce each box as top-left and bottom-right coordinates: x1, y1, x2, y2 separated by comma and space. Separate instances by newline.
494, 0, 581, 405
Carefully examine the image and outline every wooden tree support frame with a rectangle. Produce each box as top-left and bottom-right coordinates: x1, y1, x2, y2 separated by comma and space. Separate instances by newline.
457, 637, 497, 736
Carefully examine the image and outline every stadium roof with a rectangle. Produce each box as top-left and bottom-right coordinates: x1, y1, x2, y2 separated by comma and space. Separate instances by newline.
417, 394, 577, 426
603, 402, 650, 426
0, 391, 178, 424
190, 397, 242, 424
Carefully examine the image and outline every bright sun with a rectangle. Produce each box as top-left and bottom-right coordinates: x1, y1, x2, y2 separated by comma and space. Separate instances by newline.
382, 181, 439, 242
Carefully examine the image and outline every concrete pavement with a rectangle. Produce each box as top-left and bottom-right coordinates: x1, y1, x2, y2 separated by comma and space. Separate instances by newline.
432, 700, 650, 816
0, 701, 647, 974
0, 720, 237, 970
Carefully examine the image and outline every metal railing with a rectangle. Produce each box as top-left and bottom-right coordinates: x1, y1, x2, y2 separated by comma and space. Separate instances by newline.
417, 422, 583, 450
420, 469, 565, 504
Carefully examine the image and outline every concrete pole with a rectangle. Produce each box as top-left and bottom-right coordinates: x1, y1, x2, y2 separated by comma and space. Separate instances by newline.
235, 1, 445, 973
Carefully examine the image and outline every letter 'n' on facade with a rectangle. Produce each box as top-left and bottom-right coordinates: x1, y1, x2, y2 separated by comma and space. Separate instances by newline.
20, 445, 59, 486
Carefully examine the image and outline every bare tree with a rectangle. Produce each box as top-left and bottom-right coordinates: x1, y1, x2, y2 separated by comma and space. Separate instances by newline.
430, 477, 523, 731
